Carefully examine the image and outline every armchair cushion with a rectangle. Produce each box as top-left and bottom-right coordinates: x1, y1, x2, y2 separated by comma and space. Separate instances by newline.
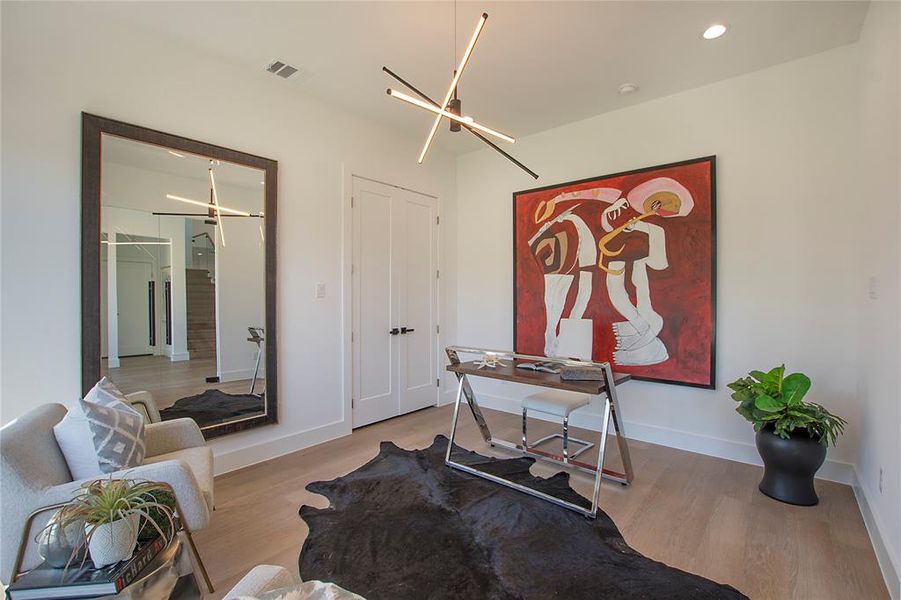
79, 379, 146, 473
53, 378, 146, 479
143, 447, 214, 516
145, 418, 206, 457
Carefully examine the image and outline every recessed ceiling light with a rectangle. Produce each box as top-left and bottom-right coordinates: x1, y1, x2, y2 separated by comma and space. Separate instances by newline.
618, 82, 639, 95
168, 150, 185, 158
702, 24, 728, 40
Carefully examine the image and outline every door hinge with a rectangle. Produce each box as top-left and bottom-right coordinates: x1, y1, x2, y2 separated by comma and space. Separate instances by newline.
436, 378, 440, 387
351, 196, 354, 207
436, 269, 440, 279
436, 324, 440, 334
351, 331, 354, 342
436, 215, 440, 225
351, 396, 355, 408
351, 264, 355, 275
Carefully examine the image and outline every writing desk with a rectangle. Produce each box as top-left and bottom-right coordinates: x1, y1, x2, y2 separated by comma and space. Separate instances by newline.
444, 347, 634, 518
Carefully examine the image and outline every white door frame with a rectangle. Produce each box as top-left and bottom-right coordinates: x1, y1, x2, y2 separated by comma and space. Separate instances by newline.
340, 167, 441, 430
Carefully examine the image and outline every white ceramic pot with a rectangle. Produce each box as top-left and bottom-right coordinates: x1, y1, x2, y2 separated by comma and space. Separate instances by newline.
86, 513, 140, 568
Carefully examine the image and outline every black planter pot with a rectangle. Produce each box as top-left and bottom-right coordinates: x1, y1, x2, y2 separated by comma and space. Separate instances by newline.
755, 428, 827, 506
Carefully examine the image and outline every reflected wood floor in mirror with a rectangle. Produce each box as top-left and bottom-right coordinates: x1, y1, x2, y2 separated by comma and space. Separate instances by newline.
198, 404, 887, 599
102, 355, 264, 410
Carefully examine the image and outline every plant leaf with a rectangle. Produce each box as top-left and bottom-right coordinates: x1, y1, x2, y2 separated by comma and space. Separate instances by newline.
782, 373, 811, 406
754, 394, 783, 413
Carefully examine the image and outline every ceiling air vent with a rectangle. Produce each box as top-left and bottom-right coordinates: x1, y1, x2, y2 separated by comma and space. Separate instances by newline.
266, 60, 299, 79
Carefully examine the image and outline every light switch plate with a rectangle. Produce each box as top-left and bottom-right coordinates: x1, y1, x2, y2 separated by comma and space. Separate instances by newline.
315, 283, 326, 299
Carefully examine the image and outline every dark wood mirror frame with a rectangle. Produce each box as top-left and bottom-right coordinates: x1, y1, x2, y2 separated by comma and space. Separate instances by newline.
81, 113, 278, 438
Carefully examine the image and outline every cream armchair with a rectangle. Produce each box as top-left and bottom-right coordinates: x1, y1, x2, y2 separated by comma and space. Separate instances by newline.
0, 403, 214, 591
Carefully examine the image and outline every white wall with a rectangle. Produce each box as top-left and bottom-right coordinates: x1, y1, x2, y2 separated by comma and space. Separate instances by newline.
455, 44, 863, 482
0, 2, 457, 472
215, 216, 265, 383
855, 2, 901, 596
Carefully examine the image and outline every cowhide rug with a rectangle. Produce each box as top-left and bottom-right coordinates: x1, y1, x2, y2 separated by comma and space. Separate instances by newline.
298, 436, 746, 599
159, 389, 264, 428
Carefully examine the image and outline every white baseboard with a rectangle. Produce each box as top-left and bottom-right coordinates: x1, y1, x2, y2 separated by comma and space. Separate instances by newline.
168, 351, 190, 362
465, 392, 856, 485
219, 368, 263, 383
212, 419, 351, 475
107, 357, 120, 369
853, 467, 901, 600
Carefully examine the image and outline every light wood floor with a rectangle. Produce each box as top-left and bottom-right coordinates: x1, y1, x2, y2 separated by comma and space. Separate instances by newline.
102, 355, 264, 410
197, 405, 888, 599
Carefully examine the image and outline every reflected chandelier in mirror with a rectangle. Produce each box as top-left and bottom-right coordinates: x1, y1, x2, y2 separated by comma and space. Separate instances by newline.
82, 114, 277, 438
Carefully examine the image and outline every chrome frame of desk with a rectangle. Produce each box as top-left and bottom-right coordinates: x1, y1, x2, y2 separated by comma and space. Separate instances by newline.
444, 346, 634, 519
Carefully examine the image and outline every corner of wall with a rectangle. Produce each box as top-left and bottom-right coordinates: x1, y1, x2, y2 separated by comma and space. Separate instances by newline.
854, 466, 901, 600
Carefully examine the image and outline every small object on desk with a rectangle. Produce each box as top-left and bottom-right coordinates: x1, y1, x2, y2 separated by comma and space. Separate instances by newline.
560, 365, 605, 381
474, 352, 508, 370
515, 361, 561, 374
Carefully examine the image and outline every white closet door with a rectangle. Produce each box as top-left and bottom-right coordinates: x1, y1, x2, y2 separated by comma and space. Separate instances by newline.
352, 177, 438, 427
399, 193, 438, 414
117, 260, 154, 357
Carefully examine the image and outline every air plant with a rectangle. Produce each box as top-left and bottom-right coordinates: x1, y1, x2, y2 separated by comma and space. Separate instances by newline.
45, 477, 177, 570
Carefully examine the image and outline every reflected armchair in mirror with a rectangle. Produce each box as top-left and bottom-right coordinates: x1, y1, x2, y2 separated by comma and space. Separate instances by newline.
82, 114, 278, 439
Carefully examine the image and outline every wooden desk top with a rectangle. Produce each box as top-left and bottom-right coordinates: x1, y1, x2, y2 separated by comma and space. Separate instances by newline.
446, 360, 631, 395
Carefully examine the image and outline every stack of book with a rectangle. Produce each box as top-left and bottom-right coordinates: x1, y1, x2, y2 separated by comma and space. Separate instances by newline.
6, 536, 166, 599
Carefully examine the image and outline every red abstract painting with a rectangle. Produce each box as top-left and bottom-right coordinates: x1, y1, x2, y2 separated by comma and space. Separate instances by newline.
513, 156, 716, 388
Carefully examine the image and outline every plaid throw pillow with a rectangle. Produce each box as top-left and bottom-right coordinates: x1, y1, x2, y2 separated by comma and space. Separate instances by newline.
79, 378, 146, 473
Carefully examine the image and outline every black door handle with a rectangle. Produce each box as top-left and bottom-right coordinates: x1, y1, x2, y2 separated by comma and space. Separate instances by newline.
389, 328, 400, 335
401, 327, 415, 334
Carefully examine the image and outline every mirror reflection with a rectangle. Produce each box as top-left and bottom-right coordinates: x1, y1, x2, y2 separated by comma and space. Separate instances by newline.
100, 134, 267, 429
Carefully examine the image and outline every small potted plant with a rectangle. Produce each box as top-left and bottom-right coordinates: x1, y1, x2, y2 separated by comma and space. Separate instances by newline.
53, 478, 176, 568
728, 365, 846, 505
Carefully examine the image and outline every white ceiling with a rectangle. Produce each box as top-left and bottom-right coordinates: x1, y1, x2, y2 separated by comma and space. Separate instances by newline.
92, 1, 868, 155
102, 133, 265, 189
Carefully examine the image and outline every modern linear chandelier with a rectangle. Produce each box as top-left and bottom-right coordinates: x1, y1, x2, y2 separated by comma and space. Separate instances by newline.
383, 11, 538, 179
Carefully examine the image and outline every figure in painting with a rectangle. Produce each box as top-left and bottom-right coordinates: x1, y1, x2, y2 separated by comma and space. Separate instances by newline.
529, 178, 694, 366
528, 187, 620, 358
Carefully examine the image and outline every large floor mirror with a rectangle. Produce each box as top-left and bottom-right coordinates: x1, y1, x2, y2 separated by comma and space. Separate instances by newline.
82, 114, 277, 438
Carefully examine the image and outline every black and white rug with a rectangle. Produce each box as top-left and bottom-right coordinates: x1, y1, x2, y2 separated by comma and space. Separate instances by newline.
159, 389, 264, 428
299, 436, 747, 599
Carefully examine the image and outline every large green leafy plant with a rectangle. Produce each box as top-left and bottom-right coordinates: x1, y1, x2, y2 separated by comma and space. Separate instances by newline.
727, 365, 846, 446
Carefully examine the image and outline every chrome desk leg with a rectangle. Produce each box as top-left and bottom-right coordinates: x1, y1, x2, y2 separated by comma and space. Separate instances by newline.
562, 416, 570, 464
446, 348, 492, 443
521, 408, 528, 452
590, 396, 612, 517
603, 363, 634, 484
445, 376, 465, 464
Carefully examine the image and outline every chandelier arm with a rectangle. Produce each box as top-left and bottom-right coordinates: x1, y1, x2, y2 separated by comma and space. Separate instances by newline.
463, 127, 539, 180
418, 12, 488, 164
383, 66, 537, 179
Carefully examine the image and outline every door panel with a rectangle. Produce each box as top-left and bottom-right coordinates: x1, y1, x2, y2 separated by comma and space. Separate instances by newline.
353, 177, 438, 427
401, 198, 437, 412
353, 184, 399, 427
117, 260, 153, 357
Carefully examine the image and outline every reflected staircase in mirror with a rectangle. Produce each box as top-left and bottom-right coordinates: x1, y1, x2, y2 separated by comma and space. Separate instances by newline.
186, 268, 216, 359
